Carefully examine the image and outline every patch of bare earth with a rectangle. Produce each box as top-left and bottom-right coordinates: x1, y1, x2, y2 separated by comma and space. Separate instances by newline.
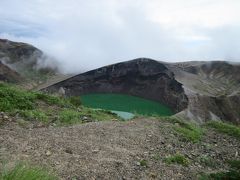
0, 118, 239, 179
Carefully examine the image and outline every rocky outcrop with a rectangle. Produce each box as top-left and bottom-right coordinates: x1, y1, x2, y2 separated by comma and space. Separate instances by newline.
43, 58, 188, 113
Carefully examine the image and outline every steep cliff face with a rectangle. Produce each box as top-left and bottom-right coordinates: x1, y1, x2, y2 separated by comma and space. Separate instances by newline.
43, 59, 188, 113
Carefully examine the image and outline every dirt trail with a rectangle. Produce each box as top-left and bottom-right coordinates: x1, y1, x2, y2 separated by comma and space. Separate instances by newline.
0, 118, 239, 179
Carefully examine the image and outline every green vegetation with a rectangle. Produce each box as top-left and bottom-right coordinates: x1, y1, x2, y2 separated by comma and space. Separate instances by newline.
0, 83, 120, 126
81, 93, 173, 116
198, 155, 217, 168
19, 110, 49, 122
198, 160, 240, 180
206, 121, 240, 139
0, 163, 57, 180
68, 96, 82, 107
58, 110, 83, 125
164, 153, 189, 166
0, 83, 64, 113
228, 160, 240, 170
139, 159, 148, 167
58, 108, 118, 125
164, 117, 203, 143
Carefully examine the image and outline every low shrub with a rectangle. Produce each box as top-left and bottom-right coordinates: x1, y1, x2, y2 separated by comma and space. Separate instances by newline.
164, 153, 189, 166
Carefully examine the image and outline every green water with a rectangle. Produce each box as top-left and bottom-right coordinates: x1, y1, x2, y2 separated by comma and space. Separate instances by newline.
81, 93, 173, 117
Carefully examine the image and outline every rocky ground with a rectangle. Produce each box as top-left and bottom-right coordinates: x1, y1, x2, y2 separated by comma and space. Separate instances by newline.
0, 116, 239, 180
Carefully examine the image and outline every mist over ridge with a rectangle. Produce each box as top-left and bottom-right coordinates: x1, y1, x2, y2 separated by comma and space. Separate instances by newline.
0, 0, 240, 73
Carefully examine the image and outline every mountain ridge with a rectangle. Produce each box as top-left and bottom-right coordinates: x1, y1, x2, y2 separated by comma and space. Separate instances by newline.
43, 58, 240, 124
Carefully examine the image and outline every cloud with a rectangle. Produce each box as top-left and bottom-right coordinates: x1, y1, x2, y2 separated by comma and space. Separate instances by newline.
0, 0, 240, 73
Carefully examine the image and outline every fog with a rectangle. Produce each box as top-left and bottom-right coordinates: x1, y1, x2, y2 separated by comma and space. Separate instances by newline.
0, 0, 240, 73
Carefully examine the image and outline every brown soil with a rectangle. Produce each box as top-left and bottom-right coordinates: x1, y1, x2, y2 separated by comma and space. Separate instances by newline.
0, 118, 239, 180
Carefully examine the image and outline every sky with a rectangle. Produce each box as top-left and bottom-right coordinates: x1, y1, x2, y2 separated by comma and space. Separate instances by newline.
0, 0, 240, 73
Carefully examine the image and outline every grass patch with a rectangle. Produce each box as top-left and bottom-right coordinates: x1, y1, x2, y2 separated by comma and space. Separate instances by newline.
228, 160, 240, 170
34, 93, 65, 107
18, 110, 49, 123
0, 83, 67, 113
68, 96, 82, 107
139, 159, 148, 167
0, 83, 36, 111
198, 159, 240, 180
164, 117, 203, 143
58, 109, 82, 125
0, 83, 121, 126
198, 155, 217, 168
57, 108, 119, 125
206, 121, 240, 139
80, 108, 120, 121
198, 171, 240, 180
0, 163, 57, 180
164, 153, 189, 166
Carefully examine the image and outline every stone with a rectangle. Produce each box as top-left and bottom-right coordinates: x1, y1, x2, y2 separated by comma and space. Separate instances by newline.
149, 172, 157, 178
83, 116, 88, 120
92, 149, 99, 153
46, 150, 52, 156
65, 148, 73, 154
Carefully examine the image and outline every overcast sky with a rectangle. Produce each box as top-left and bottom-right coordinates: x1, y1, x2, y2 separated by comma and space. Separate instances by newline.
0, 0, 240, 73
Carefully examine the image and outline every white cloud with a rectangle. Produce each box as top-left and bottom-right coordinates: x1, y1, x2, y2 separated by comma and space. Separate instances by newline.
0, 0, 240, 73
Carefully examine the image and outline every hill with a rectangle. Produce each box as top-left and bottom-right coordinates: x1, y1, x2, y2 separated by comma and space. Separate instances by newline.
43, 58, 240, 125
0, 39, 63, 88
0, 41, 239, 179
0, 82, 240, 179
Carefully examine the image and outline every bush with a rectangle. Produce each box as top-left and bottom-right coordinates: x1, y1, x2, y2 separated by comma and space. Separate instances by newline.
164, 153, 189, 166
19, 110, 49, 122
59, 109, 82, 125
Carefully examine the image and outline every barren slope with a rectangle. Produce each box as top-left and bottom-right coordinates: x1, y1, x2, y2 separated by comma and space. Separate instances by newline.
1, 118, 239, 179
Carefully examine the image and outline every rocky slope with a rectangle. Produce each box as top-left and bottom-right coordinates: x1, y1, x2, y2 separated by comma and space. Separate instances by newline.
1, 117, 239, 179
0, 39, 59, 87
0, 61, 23, 83
167, 61, 240, 124
43, 58, 240, 125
